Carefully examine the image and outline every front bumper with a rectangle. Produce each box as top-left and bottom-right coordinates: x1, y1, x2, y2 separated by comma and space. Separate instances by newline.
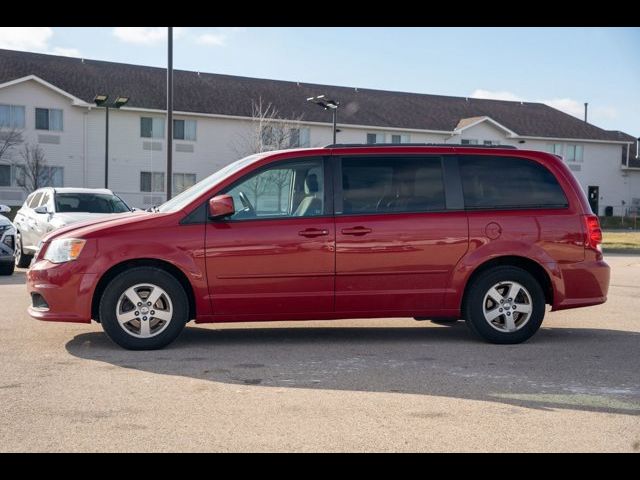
26, 259, 96, 323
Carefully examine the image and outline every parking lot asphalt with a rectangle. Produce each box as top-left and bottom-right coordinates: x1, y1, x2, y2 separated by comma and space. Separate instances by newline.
0, 255, 639, 452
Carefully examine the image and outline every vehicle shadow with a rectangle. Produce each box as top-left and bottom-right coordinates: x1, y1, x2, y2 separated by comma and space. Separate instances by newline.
66, 322, 640, 416
0, 270, 25, 286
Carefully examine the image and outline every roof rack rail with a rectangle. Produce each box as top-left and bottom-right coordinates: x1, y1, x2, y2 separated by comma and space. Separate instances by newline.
323, 143, 518, 149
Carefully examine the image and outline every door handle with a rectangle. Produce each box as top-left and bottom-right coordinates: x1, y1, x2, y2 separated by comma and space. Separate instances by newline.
341, 226, 372, 236
298, 228, 329, 238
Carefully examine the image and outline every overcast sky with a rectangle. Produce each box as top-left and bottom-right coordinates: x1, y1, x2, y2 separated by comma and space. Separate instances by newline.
1, 27, 638, 135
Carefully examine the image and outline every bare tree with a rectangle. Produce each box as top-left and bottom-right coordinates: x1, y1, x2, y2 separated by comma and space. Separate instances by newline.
230, 98, 306, 211
0, 125, 23, 162
12, 143, 53, 192
231, 97, 305, 157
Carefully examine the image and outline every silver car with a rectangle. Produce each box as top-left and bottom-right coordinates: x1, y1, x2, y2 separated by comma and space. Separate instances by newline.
13, 188, 132, 267
0, 204, 16, 275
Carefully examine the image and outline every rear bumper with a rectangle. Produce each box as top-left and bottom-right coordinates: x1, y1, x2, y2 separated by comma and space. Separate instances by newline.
552, 258, 610, 311
26, 259, 96, 323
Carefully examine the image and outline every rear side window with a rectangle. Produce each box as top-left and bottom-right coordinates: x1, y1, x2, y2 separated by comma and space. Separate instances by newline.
341, 156, 445, 214
459, 156, 568, 209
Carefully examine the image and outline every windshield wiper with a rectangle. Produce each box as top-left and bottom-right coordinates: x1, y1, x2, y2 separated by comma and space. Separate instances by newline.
145, 205, 159, 212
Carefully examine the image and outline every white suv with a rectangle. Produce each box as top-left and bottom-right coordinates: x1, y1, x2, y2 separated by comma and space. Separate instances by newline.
13, 188, 132, 267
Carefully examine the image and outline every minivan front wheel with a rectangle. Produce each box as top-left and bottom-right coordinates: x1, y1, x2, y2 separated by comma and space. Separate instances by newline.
99, 267, 189, 350
464, 266, 545, 344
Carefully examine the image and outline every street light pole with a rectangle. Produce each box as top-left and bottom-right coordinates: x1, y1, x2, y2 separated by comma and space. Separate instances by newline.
104, 105, 109, 188
166, 26, 174, 200
94, 94, 129, 190
332, 107, 337, 144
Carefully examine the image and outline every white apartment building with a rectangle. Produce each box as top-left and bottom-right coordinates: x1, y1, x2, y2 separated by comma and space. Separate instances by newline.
0, 48, 638, 215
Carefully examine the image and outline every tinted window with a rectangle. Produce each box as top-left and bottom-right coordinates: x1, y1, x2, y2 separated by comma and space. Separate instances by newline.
459, 156, 568, 209
341, 157, 445, 214
54, 193, 130, 213
222, 159, 325, 220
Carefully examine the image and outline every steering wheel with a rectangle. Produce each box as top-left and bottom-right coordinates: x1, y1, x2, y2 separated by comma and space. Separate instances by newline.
238, 191, 256, 215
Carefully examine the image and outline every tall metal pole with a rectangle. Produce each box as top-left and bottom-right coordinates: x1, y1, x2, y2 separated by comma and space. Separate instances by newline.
104, 106, 109, 188
332, 108, 337, 144
166, 26, 174, 200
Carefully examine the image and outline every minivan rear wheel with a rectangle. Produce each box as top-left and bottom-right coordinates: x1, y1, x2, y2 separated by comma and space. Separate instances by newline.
464, 266, 545, 344
98, 267, 189, 350
14, 233, 33, 268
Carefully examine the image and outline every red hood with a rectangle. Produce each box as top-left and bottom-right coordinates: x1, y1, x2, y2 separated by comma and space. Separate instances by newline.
41, 210, 163, 244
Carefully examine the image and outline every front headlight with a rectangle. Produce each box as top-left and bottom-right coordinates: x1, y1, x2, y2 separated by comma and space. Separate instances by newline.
43, 238, 86, 264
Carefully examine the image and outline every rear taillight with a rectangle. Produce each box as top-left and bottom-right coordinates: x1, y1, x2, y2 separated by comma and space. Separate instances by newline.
584, 214, 603, 251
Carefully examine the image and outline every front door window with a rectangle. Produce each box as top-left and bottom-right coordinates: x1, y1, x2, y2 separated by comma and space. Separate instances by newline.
222, 159, 325, 220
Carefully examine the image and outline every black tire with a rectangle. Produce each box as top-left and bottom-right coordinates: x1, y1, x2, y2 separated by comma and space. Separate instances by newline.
463, 266, 545, 344
0, 262, 14, 275
98, 267, 189, 350
14, 233, 33, 268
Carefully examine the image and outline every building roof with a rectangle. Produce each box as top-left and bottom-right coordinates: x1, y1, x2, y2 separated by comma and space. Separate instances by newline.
0, 48, 635, 143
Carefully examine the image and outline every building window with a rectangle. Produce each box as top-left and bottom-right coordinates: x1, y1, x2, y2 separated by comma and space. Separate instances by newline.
546, 143, 563, 155
173, 119, 197, 141
173, 173, 196, 194
140, 171, 165, 192
261, 125, 280, 147
140, 117, 165, 139
35, 108, 63, 131
42, 166, 64, 187
483, 140, 500, 146
366, 133, 385, 144
391, 134, 410, 143
15, 165, 63, 187
0, 104, 26, 129
461, 139, 479, 145
0, 165, 10, 186
288, 127, 310, 148
565, 144, 584, 162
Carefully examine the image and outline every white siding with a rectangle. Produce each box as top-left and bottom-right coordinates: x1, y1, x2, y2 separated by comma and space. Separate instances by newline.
0, 79, 86, 205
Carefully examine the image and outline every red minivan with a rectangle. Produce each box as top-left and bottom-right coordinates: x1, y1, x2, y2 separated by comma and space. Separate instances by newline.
26, 145, 610, 350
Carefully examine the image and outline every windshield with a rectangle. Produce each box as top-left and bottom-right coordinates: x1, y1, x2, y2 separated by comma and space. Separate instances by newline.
55, 193, 131, 214
158, 153, 265, 213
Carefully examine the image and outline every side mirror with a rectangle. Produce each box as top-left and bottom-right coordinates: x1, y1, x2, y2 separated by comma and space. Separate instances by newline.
208, 195, 235, 219
34, 205, 49, 214
0, 204, 10, 214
